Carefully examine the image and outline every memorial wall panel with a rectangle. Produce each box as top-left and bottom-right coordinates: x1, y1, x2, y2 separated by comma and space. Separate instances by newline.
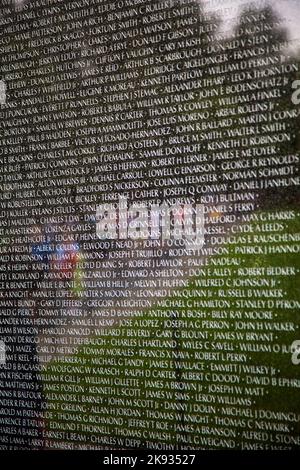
0, 0, 300, 450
